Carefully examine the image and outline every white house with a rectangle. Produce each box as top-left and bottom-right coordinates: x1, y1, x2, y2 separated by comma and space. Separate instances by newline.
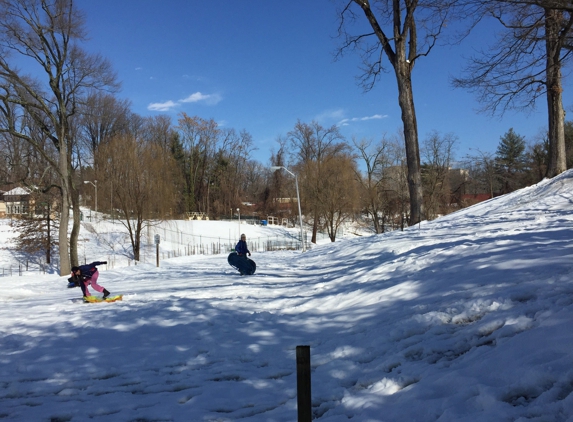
4, 187, 31, 217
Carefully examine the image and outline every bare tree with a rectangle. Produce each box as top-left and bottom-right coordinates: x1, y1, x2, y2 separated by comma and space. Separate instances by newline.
318, 153, 360, 241
353, 136, 393, 233
221, 128, 256, 214
176, 114, 220, 214
0, 0, 118, 274
386, 137, 410, 230
0, 126, 40, 185
79, 92, 131, 157
141, 115, 176, 152
420, 131, 457, 219
525, 138, 549, 184
97, 133, 178, 261
287, 120, 346, 243
464, 148, 498, 198
453, 0, 573, 178
241, 161, 267, 206
335, 0, 461, 225
262, 136, 290, 218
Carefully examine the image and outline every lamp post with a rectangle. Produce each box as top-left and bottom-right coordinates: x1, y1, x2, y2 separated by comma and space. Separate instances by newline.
84, 180, 97, 216
236, 208, 240, 233
270, 166, 305, 252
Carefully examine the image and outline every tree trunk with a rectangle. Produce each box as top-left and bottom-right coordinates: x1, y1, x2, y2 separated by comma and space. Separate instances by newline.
46, 204, 51, 264
58, 143, 71, 276
70, 181, 81, 268
349, 0, 425, 226
134, 219, 142, 261
395, 64, 424, 225
326, 211, 336, 242
372, 207, 381, 234
545, 8, 566, 178
311, 209, 318, 244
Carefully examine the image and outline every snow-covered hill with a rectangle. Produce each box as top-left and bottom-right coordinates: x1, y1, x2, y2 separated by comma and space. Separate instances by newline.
1, 171, 573, 421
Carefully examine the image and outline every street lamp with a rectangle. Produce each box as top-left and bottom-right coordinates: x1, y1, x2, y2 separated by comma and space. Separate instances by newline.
236, 208, 240, 233
84, 180, 97, 215
270, 166, 305, 252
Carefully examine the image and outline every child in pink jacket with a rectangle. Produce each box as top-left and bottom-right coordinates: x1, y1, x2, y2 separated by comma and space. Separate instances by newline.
71, 261, 110, 299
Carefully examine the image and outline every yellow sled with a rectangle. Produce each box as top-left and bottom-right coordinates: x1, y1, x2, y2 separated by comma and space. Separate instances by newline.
83, 295, 123, 303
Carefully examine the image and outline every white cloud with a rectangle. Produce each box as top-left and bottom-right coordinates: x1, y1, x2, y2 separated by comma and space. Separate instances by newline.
337, 114, 387, 126
180, 92, 209, 103
147, 100, 178, 112
316, 108, 346, 122
316, 110, 387, 127
180, 92, 222, 105
148, 91, 222, 113
360, 114, 387, 121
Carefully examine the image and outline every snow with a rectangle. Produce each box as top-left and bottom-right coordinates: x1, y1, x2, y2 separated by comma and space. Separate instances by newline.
3, 187, 30, 196
2, 171, 573, 421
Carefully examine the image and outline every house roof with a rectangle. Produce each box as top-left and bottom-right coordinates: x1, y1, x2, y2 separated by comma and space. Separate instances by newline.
4, 187, 31, 196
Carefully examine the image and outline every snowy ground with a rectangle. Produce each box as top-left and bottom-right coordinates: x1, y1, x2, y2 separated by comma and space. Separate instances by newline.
1, 171, 573, 421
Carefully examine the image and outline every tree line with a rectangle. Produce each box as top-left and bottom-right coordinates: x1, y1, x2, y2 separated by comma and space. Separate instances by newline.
0, 0, 571, 275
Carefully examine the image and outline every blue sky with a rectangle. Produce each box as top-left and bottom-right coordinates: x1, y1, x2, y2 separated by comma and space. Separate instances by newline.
76, 0, 568, 164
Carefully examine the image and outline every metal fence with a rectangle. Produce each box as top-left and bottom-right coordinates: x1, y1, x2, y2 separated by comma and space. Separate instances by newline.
1, 261, 49, 276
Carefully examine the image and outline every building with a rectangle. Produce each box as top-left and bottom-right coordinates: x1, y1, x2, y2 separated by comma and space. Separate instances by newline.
0, 190, 6, 218
4, 187, 31, 217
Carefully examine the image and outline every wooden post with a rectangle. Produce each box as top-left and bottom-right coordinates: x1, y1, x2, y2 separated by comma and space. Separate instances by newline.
296, 345, 311, 422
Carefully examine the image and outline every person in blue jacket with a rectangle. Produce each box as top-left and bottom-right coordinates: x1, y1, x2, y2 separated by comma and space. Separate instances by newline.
71, 261, 111, 299
235, 233, 251, 257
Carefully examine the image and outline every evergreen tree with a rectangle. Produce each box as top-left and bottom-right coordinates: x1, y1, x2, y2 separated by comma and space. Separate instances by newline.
495, 128, 527, 194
